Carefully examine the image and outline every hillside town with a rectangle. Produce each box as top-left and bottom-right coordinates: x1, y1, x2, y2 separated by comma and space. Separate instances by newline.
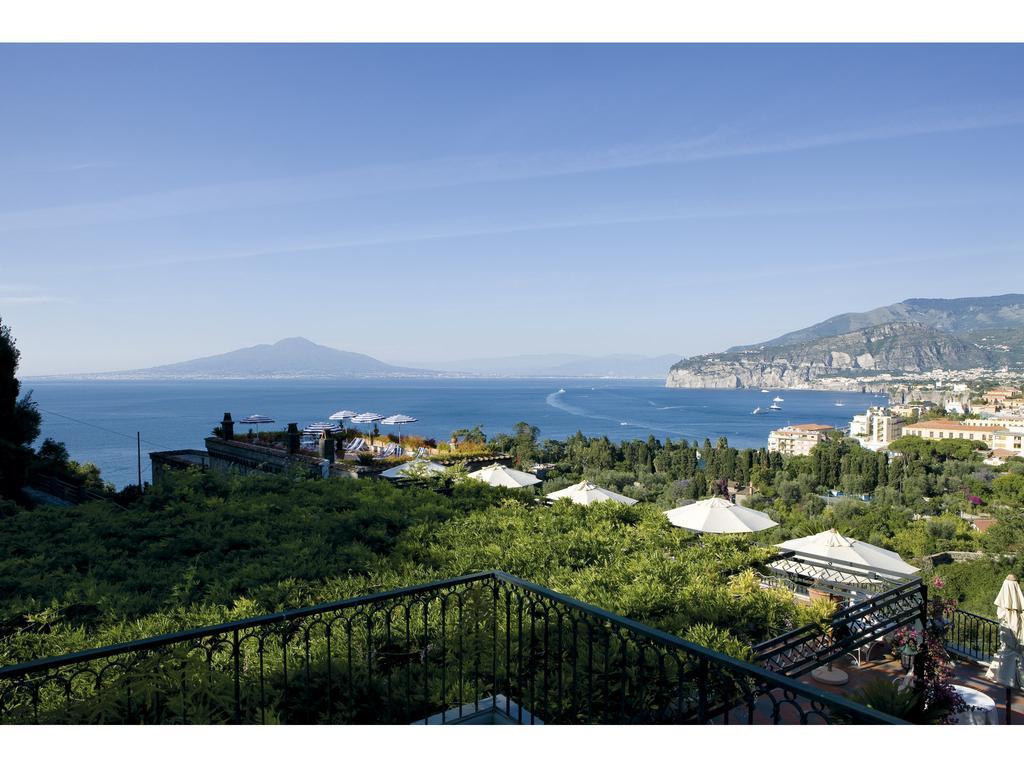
767, 385, 1024, 463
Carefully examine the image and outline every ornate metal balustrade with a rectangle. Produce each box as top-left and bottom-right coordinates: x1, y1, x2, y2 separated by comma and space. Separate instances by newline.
752, 553, 926, 678
0, 572, 900, 724
945, 609, 1000, 664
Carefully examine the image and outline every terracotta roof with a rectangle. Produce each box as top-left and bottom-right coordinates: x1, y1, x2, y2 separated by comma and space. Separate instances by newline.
905, 419, 1002, 433
972, 518, 998, 533
990, 448, 1021, 458
780, 424, 836, 432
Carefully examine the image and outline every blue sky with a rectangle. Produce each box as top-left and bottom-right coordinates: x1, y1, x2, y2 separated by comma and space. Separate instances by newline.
2, 44, 1023, 375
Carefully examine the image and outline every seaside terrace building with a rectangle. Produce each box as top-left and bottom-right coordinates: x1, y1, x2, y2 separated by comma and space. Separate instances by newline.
767, 423, 838, 457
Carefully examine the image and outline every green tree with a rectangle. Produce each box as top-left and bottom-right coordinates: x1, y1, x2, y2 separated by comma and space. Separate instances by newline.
0, 318, 41, 500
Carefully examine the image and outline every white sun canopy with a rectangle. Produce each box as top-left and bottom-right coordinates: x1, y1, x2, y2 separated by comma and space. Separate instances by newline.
379, 459, 447, 480
467, 463, 541, 488
775, 528, 919, 578
546, 480, 638, 506
664, 496, 778, 534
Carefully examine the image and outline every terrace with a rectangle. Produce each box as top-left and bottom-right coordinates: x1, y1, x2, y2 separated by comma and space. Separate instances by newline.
0, 571, 902, 725
1, 548, 1013, 725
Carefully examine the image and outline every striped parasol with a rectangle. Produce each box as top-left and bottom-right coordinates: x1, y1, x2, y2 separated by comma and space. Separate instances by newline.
350, 412, 384, 424
381, 413, 417, 443
329, 409, 358, 424
239, 414, 274, 435
302, 421, 345, 436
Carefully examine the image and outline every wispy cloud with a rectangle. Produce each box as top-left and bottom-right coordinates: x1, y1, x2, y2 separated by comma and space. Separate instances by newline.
86, 196, 1000, 273
1, 103, 1022, 234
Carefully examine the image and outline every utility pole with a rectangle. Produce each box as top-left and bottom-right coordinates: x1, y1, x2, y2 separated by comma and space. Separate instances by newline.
137, 431, 143, 491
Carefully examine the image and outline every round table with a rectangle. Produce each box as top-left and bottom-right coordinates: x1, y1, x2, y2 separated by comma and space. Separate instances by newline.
952, 685, 997, 724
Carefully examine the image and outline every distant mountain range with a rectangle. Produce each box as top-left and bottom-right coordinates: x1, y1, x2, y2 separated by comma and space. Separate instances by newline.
37, 337, 678, 380
668, 294, 1024, 389
728, 294, 1024, 351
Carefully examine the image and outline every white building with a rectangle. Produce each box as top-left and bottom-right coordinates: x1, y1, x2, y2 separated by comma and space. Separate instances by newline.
848, 407, 903, 451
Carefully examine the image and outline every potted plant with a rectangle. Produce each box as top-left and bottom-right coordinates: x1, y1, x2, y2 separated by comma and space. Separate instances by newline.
891, 626, 922, 670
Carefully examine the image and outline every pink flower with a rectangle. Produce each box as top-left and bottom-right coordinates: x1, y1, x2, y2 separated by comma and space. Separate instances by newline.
932, 576, 946, 590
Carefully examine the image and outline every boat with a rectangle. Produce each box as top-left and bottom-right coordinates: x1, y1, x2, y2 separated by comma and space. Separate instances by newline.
760, 389, 770, 393
752, 407, 763, 415
772, 396, 784, 403
834, 401, 845, 407
769, 403, 782, 411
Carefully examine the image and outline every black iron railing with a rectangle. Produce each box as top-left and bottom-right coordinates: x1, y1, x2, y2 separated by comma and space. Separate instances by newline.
945, 609, 1000, 664
0, 572, 901, 724
752, 553, 926, 678
753, 579, 927, 677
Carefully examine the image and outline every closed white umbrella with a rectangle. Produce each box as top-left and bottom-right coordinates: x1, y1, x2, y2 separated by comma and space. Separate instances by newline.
664, 496, 778, 534
239, 414, 275, 435
775, 528, 918, 578
380, 459, 447, 480
381, 413, 417, 445
985, 574, 1023, 707
547, 480, 638, 506
468, 463, 541, 488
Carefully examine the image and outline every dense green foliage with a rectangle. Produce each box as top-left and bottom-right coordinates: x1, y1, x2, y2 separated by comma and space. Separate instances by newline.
0, 469, 827, 667
0, 318, 42, 501
2, 395, 1022, 677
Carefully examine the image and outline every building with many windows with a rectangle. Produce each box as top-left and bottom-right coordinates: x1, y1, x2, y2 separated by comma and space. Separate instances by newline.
901, 419, 1002, 446
767, 423, 838, 456
848, 407, 903, 450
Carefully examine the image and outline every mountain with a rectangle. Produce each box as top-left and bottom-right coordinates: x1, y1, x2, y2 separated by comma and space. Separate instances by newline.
728, 294, 1024, 351
62, 338, 435, 379
405, 353, 680, 378
667, 321, 995, 390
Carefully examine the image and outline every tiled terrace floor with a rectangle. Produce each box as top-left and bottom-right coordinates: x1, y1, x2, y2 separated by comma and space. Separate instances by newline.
797, 652, 1023, 724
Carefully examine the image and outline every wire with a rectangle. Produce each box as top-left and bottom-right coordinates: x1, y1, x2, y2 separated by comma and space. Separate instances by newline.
36, 407, 176, 451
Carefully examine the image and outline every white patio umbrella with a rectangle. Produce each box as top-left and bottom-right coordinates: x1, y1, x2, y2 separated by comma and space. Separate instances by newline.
381, 413, 417, 444
775, 529, 918, 578
239, 414, 274, 435
664, 496, 778, 534
985, 574, 1023, 716
380, 459, 447, 480
546, 480, 638, 506
467, 463, 541, 488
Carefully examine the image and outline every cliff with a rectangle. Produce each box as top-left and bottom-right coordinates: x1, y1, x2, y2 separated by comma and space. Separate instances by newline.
667, 322, 993, 389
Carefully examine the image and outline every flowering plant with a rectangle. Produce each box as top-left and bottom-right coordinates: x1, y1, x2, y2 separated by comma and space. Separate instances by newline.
929, 575, 958, 619
892, 626, 922, 655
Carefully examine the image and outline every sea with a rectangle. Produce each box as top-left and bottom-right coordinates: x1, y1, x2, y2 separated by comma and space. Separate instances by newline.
26, 379, 887, 489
